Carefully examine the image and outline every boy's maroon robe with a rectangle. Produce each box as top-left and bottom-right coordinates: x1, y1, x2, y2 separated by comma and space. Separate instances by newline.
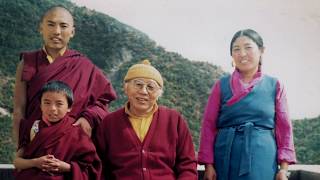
15, 116, 101, 180
19, 49, 117, 147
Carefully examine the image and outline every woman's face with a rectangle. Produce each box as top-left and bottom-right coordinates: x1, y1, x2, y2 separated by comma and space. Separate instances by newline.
124, 78, 162, 116
231, 36, 264, 74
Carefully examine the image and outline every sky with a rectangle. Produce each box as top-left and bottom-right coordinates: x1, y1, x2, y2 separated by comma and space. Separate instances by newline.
71, 0, 320, 119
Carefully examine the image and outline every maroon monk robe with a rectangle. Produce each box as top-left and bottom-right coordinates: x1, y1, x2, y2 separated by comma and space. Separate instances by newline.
18, 49, 117, 148
14, 116, 101, 180
95, 106, 198, 180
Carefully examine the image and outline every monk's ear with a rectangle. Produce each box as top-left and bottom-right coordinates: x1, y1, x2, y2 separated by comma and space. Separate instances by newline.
67, 108, 71, 112
70, 26, 75, 38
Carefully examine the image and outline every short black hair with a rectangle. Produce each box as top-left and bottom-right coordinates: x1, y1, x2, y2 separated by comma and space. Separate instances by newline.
39, 81, 74, 108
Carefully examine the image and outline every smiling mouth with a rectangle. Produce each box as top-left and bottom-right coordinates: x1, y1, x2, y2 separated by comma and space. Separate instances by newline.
50, 37, 61, 42
48, 114, 58, 119
136, 97, 148, 103
240, 60, 248, 64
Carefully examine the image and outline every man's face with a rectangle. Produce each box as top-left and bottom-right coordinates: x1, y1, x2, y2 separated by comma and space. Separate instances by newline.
39, 8, 75, 52
124, 78, 162, 116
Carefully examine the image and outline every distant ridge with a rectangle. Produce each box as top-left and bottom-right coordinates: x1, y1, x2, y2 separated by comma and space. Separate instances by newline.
0, 0, 225, 149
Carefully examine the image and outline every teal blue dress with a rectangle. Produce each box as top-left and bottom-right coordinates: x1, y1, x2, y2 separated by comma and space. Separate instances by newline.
214, 75, 278, 180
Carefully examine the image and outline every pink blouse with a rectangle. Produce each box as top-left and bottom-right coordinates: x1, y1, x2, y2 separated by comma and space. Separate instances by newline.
198, 70, 296, 165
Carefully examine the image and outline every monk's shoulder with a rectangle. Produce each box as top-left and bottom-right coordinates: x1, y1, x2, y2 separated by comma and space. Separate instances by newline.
63, 117, 90, 141
100, 108, 125, 127
69, 125, 91, 142
157, 106, 186, 127
67, 49, 95, 65
158, 106, 181, 117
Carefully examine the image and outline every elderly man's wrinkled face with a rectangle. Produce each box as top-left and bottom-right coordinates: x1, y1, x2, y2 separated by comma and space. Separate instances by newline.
124, 78, 162, 116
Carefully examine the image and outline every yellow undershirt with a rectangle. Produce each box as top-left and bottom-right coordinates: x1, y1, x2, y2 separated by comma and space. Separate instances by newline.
125, 102, 158, 142
42, 46, 66, 64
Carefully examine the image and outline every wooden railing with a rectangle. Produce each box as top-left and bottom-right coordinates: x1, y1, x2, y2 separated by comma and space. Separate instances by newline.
1, 164, 320, 180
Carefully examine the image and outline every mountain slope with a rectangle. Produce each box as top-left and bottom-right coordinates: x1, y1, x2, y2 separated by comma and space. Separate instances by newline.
0, 0, 225, 150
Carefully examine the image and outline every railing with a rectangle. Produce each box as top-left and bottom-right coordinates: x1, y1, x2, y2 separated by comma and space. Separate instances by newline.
1, 164, 320, 180
0, 164, 14, 180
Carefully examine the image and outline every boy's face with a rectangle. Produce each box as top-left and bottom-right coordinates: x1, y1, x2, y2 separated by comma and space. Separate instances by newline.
40, 91, 71, 123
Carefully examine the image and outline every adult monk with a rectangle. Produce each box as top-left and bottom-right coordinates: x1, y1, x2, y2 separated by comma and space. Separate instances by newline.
95, 60, 198, 180
12, 6, 117, 149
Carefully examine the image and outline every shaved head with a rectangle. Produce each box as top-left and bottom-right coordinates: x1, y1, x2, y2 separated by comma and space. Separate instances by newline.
40, 6, 74, 26
39, 5, 75, 53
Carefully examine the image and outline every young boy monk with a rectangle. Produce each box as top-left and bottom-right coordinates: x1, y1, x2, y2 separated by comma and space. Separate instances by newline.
13, 81, 101, 180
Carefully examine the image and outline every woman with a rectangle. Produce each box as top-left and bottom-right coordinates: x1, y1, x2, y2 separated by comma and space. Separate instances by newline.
198, 29, 296, 180
95, 60, 198, 180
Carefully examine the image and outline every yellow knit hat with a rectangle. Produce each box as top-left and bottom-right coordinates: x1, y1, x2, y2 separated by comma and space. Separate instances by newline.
124, 59, 163, 87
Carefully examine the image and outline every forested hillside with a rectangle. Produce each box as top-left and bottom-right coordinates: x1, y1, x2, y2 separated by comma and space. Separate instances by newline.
0, 0, 319, 165
293, 116, 320, 164
0, 0, 224, 161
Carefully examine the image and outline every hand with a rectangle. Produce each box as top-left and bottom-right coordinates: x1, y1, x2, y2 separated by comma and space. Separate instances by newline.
33, 154, 55, 171
45, 156, 71, 173
276, 170, 288, 180
73, 117, 92, 137
203, 164, 216, 180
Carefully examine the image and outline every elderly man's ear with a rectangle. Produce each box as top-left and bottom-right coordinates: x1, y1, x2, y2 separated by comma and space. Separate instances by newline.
123, 83, 128, 95
157, 89, 163, 99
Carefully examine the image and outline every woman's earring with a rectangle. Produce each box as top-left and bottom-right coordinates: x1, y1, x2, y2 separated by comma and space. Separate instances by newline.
231, 60, 236, 67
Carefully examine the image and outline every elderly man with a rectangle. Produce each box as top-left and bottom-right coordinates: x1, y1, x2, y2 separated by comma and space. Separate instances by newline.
12, 6, 117, 149
95, 60, 197, 180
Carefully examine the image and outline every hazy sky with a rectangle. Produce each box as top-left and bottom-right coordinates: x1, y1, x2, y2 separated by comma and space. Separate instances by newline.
71, 0, 320, 119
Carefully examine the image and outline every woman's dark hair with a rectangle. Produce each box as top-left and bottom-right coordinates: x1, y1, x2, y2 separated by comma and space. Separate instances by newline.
39, 81, 74, 108
230, 29, 264, 56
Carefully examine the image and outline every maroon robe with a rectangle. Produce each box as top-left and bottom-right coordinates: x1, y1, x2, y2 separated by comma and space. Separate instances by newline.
14, 116, 101, 180
19, 49, 117, 148
95, 106, 198, 180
